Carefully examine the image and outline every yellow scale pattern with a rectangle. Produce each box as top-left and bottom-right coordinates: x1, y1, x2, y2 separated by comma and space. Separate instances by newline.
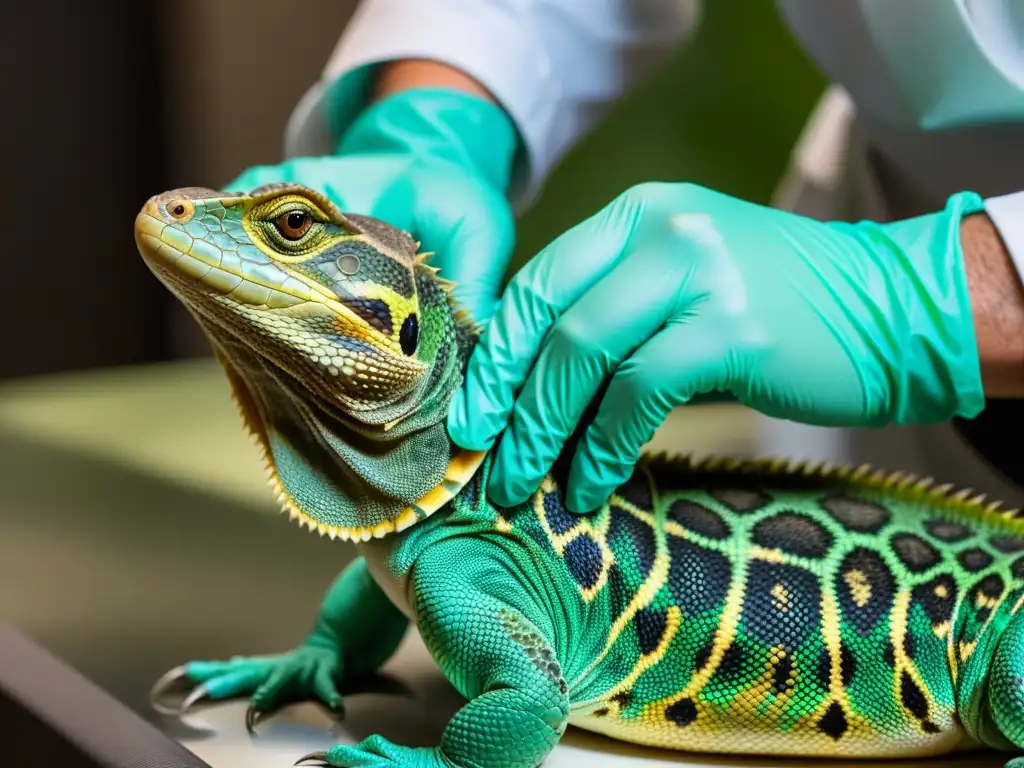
520, 457, 1024, 759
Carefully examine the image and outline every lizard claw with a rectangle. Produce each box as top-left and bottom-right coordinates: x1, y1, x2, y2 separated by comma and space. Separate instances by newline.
149, 665, 209, 716
294, 751, 329, 766
245, 704, 274, 735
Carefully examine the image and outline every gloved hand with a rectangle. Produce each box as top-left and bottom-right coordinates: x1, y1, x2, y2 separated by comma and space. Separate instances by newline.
227, 87, 518, 324
447, 182, 987, 513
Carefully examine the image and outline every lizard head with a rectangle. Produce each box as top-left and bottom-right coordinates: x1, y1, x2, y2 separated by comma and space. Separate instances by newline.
135, 183, 486, 541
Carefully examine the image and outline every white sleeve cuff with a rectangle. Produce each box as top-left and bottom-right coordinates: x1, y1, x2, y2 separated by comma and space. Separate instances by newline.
283, 0, 701, 210
284, 0, 560, 209
984, 190, 1024, 286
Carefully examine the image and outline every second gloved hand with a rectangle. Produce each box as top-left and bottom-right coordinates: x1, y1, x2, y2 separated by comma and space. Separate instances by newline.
228, 87, 518, 325
448, 182, 987, 513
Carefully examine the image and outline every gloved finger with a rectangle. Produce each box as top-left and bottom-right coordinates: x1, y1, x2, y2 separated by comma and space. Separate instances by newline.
414, 183, 516, 327
324, 155, 411, 219
566, 317, 733, 513
488, 239, 696, 507
222, 158, 322, 195
447, 194, 644, 451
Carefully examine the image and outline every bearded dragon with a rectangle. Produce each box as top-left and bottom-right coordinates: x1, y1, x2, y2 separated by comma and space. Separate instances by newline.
136, 183, 1024, 768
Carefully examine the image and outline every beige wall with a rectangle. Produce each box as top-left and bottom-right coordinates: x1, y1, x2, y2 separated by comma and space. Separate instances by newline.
157, 0, 356, 356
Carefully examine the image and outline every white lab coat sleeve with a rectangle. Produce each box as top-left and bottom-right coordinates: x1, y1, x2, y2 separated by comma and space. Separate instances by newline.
283, 0, 702, 209
985, 192, 1024, 287
964, 0, 1024, 286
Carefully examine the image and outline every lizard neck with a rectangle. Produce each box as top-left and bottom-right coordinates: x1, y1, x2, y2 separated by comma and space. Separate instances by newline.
215, 264, 486, 542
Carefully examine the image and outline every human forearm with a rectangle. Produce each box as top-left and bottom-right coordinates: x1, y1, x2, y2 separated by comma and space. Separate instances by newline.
962, 212, 1024, 397
373, 58, 497, 104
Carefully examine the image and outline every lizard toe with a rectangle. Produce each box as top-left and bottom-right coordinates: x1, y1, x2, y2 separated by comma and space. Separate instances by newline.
149, 665, 208, 716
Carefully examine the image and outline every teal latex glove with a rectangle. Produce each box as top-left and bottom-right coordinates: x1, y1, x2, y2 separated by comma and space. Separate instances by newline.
227, 87, 518, 324
447, 182, 987, 513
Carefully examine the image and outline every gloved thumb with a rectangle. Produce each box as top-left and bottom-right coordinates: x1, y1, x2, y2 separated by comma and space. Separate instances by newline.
412, 183, 516, 328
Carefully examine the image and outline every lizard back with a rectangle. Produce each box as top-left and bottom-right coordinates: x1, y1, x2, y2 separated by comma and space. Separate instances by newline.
480, 453, 1024, 758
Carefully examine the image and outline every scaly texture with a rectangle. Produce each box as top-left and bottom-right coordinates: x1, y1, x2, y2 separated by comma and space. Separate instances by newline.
136, 185, 1024, 768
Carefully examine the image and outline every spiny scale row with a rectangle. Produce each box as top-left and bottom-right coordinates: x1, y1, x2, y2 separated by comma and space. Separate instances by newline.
639, 451, 1020, 517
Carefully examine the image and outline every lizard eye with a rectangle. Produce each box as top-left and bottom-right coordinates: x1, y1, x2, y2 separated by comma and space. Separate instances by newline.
168, 200, 194, 220
274, 210, 312, 240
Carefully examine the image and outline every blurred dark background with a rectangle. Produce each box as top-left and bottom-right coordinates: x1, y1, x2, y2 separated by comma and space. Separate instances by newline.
0, 0, 825, 380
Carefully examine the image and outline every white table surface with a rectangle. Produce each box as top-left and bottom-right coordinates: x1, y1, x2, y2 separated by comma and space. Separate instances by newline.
0, 359, 1005, 768
166, 631, 1002, 768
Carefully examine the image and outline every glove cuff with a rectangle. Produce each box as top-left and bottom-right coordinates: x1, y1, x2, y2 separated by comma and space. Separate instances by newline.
334, 88, 519, 195
886, 190, 987, 425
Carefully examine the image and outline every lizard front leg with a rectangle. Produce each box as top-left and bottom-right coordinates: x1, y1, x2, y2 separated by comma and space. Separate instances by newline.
151, 556, 408, 730
307, 540, 570, 768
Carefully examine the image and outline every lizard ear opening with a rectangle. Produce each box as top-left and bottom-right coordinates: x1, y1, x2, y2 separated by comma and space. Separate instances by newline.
400, 313, 419, 356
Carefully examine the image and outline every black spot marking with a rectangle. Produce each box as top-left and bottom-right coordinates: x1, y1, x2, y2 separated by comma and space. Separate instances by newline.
615, 469, 652, 510
1013, 555, 1024, 581
668, 499, 729, 539
891, 533, 942, 573
692, 637, 715, 670
708, 488, 771, 513
820, 495, 890, 533
902, 631, 916, 661
342, 298, 393, 334
665, 698, 698, 727
968, 574, 1005, 625
991, 536, 1024, 554
635, 607, 668, 656
840, 642, 857, 688
608, 505, 655, 577
606, 564, 630, 615
593, 707, 610, 717
957, 547, 994, 573
563, 534, 603, 590
543, 491, 576, 535
667, 538, 732, 617
882, 643, 895, 668
773, 652, 794, 694
817, 701, 848, 739
925, 519, 972, 543
399, 312, 418, 355
922, 720, 940, 734
975, 573, 1005, 601
836, 547, 896, 636
751, 511, 833, 559
716, 643, 747, 681
911, 574, 956, 629
611, 691, 632, 709
741, 561, 821, 648
814, 643, 856, 691
816, 646, 832, 689
899, 671, 929, 721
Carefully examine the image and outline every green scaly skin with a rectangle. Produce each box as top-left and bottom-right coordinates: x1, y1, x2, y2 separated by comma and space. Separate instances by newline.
136, 184, 1024, 768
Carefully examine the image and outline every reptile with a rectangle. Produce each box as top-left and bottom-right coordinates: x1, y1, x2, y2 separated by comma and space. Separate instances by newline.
136, 182, 1024, 768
